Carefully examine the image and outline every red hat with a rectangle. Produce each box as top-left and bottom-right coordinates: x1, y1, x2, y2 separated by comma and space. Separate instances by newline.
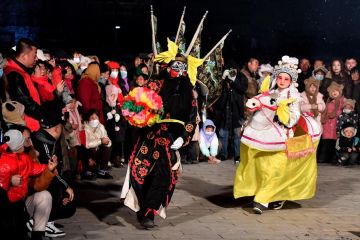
107, 61, 120, 69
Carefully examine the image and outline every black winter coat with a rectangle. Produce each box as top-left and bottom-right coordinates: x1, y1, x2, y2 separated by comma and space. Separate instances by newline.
214, 73, 248, 129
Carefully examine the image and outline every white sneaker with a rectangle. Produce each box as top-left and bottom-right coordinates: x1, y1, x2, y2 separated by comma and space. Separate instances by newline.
45, 221, 66, 238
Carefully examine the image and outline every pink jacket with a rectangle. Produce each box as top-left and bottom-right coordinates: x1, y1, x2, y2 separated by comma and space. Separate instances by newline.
63, 101, 83, 147
300, 92, 326, 123
321, 96, 345, 139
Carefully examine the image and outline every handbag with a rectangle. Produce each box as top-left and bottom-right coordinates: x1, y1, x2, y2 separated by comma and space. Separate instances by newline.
285, 133, 314, 160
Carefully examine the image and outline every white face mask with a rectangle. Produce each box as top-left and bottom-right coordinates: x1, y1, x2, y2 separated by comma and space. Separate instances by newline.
74, 57, 80, 64
120, 70, 127, 79
343, 109, 352, 114
205, 131, 213, 135
110, 71, 119, 79
89, 119, 99, 128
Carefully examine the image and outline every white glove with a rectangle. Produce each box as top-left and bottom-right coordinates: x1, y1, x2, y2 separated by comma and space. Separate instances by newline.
115, 114, 120, 122
107, 112, 113, 120
222, 69, 230, 80
170, 137, 184, 150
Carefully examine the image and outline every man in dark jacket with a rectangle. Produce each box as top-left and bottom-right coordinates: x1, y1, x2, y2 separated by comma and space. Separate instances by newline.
214, 64, 248, 163
31, 112, 75, 238
5, 38, 44, 132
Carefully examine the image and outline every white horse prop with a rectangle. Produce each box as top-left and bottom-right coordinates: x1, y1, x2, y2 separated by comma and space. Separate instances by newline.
241, 77, 322, 157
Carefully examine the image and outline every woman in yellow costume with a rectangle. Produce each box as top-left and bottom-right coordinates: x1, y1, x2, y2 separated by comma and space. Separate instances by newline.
233, 56, 321, 214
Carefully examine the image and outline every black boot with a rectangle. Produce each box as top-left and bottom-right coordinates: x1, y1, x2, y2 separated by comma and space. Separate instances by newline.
138, 209, 155, 229
31, 231, 45, 240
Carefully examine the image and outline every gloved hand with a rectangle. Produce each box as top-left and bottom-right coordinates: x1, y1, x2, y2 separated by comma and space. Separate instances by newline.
107, 112, 113, 120
115, 114, 120, 122
170, 137, 184, 150
222, 69, 230, 80
222, 69, 236, 81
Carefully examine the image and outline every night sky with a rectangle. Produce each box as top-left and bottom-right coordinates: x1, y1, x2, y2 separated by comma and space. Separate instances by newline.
1, 0, 359, 64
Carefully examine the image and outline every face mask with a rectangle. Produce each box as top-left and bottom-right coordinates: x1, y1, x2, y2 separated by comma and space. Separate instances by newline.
89, 119, 99, 128
0, 69, 3, 79
205, 132, 213, 135
74, 57, 80, 64
120, 70, 127, 79
110, 71, 119, 79
315, 74, 324, 81
343, 109, 352, 114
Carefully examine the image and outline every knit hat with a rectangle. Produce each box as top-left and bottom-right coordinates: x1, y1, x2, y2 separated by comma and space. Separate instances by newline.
341, 122, 357, 136
304, 78, 320, 93
2, 101, 26, 126
107, 61, 120, 69
4, 129, 25, 152
344, 98, 356, 109
258, 64, 273, 77
327, 81, 344, 96
312, 66, 328, 77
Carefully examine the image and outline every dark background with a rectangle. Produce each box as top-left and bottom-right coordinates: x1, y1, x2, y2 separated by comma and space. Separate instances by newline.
1, 0, 359, 65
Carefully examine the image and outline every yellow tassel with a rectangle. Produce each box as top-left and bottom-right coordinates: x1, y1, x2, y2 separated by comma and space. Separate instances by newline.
187, 55, 204, 86
259, 75, 271, 93
276, 98, 296, 125
154, 38, 178, 64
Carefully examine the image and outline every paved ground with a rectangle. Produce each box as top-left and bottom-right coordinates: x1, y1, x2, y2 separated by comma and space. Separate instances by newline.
58, 161, 360, 240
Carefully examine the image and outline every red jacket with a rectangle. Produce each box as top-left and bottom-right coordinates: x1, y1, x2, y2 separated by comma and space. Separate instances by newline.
0, 152, 46, 203
31, 75, 55, 102
5, 59, 42, 131
77, 77, 104, 123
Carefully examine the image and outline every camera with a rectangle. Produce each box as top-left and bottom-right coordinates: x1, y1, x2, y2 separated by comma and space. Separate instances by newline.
229, 68, 237, 78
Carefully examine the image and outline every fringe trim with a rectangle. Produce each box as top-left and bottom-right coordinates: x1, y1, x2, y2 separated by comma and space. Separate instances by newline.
286, 147, 314, 160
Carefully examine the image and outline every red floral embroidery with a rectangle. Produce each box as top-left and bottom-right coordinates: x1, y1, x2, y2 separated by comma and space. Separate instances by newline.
140, 146, 149, 155
134, 158, 141, 166
139, 167, 148, 177
156, 137, 167, 146
153, 151, 160, 160
142, 159, 151, 167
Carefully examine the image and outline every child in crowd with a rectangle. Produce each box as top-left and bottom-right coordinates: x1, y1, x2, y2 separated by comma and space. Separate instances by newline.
300, 78, 326, 123
336, 123, 359, 165
83, 109, 112, 179
199, 119, 221, 164
318, 82, 345, 163
135, 73, 149, 87
336, 99, 358, 136
104, 85, 126, 168
0, 129, 57, 239
62, 99, 83, 177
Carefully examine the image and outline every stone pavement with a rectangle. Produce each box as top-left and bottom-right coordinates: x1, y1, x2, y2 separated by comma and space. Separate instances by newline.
58, 161, 360, 240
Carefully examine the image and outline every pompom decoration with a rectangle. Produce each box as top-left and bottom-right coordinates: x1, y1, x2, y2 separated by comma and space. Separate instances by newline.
121, 87, 164, 128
